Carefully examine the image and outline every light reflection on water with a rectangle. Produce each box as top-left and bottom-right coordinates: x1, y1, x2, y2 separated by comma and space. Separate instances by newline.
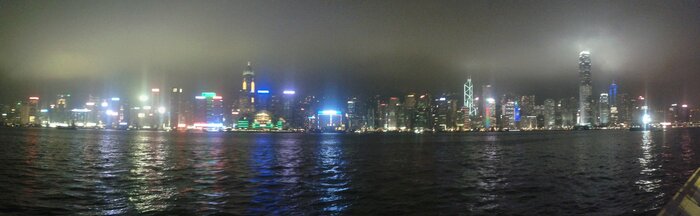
1, 129, 700, 215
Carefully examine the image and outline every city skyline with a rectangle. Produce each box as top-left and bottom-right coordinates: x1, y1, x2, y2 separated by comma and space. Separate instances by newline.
1, 1, 699, 106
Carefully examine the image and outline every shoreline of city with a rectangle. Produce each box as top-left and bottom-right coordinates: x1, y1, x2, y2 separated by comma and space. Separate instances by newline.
2, 53, 698, 132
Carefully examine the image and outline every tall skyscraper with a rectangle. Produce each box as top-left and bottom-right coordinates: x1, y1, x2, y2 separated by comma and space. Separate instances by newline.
544, 99, 556, 129
599, 93, 610, 125
238, 62, 256, 117
464, 77, 476, 116
608, 81, 618, 106
482, 84, 496, 129
578, 51, 593, 126
170, 87, 185, 128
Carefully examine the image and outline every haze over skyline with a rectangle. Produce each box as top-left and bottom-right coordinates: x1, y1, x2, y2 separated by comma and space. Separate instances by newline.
1, 0, 699, 106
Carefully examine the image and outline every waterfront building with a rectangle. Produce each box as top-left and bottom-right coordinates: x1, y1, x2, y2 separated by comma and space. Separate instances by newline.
578, 51, 593, 126
194, 92, 224, 127
238, 62, 256, 117
544, 99, 556, 129
464, 77, 477, 117
482, 84, 496, 129
599, 93, 610, 126
170, 88, 185, 129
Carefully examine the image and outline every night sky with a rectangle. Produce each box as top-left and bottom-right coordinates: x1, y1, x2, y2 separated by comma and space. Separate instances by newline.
1, 0, 699, 106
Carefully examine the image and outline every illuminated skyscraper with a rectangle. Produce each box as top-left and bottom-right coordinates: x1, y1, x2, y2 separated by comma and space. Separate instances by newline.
464, 77, 476, 116
578, 51, 593, 126
195, 92, 224, 126
599, 93, 610, 125
482, 84, 496, 129
238, 62, 256, 116
608, 81, 618, 106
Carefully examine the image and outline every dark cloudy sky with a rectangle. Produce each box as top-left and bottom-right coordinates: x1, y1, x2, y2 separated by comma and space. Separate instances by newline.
1, 0, 699, 106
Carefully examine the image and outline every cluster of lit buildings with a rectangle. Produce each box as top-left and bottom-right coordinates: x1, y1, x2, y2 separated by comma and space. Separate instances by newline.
1, 53, 699, 132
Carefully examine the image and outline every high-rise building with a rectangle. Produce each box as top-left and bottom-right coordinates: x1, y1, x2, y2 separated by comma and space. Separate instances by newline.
238, 62, 256, 117
19, 97, 40, 125
482, 84, 496, 129
544, 99, 556, 129
195, 92, 224, 127
578, 51, 593, 126
433, 95, 449, 131
599, 93, 610, 126
464, 77, 476, 116
403, 94, 417, 130
608, 81, 618, 106
413, 94, 431, 131
346, 97, 365, 132
170, 88, 185, 128
386, 97, 400, 130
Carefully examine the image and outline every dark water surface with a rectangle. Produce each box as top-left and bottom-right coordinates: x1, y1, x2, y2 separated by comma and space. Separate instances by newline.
1, 128, 700, 215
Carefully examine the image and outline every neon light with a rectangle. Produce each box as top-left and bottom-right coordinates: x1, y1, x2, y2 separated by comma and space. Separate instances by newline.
201, 92, 216, 98
283, 90, 296, 95
213, 96, 222, 100
257, 90, 270, 94
195, 96, 205, 99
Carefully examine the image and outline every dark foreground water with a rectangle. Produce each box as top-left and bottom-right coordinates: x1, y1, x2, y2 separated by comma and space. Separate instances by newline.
1, 128, 700, 215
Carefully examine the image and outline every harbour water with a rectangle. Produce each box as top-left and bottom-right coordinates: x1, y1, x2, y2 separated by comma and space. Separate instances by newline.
1, 128, 699, 215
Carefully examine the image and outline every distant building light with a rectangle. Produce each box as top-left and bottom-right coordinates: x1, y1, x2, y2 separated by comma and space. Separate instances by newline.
137, 113, 146, 118
101, 102, 108, 107
111, 97, 120, 101
283, 90, 296, 95
139, 95, 148, 102
638, 96, 645, 100
319, 110, 340, 115
642, 114, 652, 124
158, 107, 166, 114
257, 90, 270, 94
682, 104, 688, 108
143, 106, 152, 110
85, 102, 96, 106
347, 101, 354, 104
487, 98, 496, 104
106, 110, 118, 116
213, 96, 223, 100
71, 108, 91, 113
29, 97, 39, 100
151, 88, 160, 92
40, 109, 48, 113
195, 96, 206, 99
439, 97, 446, 101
